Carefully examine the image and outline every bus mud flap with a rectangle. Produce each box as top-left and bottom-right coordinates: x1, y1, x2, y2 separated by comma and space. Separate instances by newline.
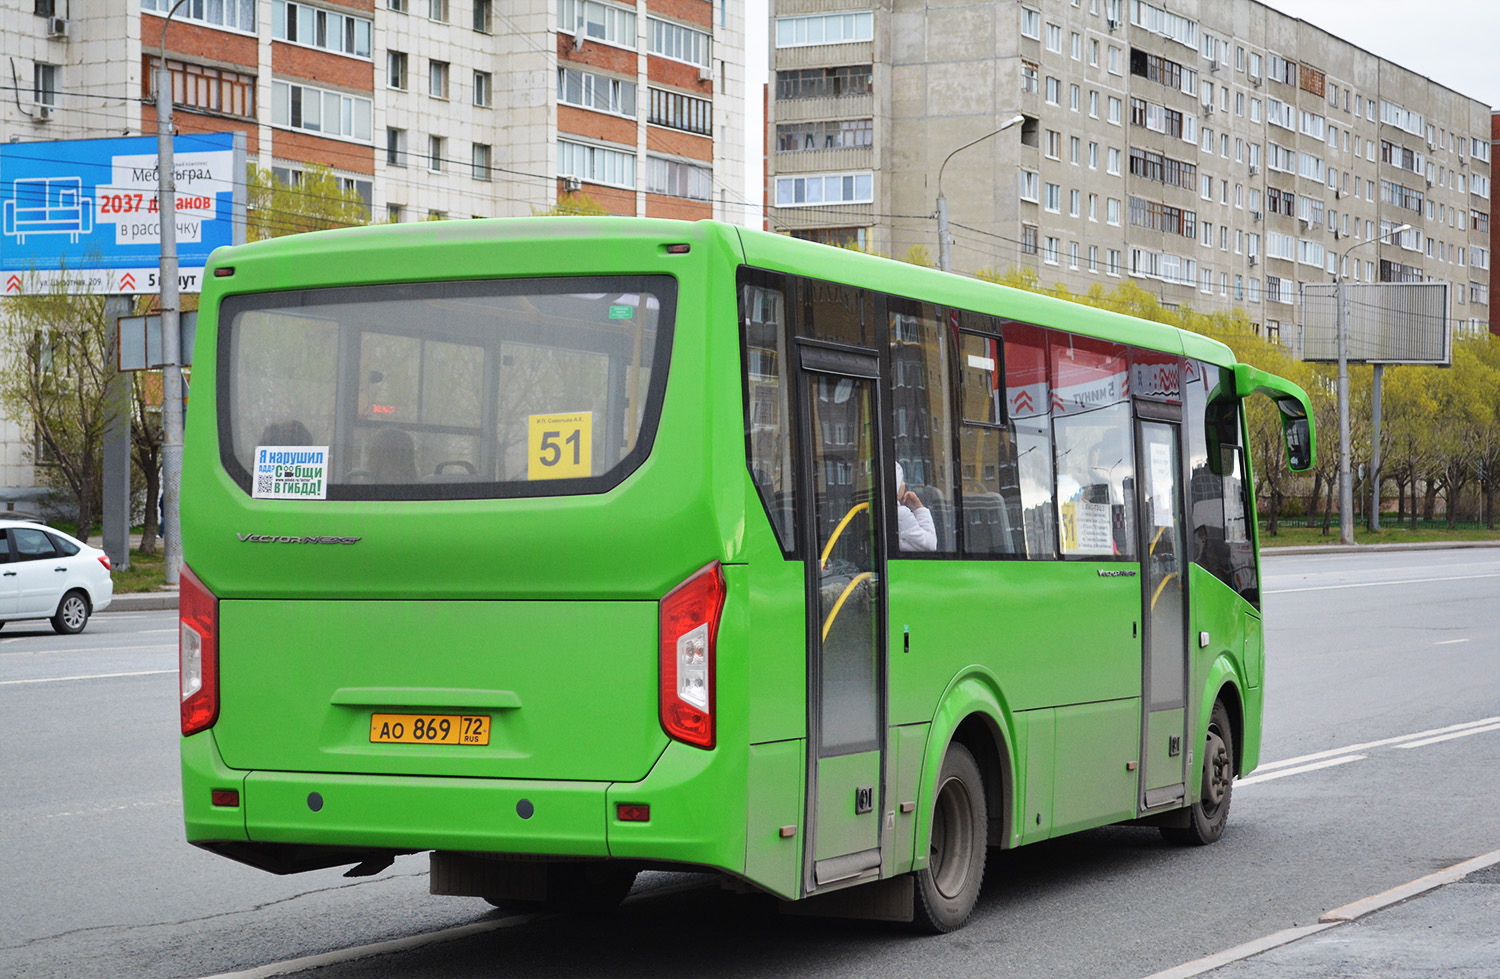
781, 873, 914, 923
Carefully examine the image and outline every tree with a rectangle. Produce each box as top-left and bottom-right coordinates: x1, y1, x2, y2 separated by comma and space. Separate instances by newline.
532, 192, 611, 217
131, 369, 165, 554
247, 164, 372, 240
0, 277, 123, 536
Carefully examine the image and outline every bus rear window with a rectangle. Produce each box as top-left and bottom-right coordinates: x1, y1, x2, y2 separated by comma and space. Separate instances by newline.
218, 276, 675, 500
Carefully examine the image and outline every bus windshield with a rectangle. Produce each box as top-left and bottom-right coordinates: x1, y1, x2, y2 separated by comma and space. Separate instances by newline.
217, 275, 675, 500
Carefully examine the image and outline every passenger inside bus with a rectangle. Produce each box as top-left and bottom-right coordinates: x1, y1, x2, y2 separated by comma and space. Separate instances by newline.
367, 427, 418, 483
894, 461, 937, 552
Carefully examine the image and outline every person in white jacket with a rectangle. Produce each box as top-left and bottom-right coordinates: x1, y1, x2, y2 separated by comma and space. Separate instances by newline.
894, 461, 937, 552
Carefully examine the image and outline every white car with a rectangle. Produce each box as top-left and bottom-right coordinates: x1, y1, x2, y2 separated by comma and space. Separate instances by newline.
0, 520, 114, 634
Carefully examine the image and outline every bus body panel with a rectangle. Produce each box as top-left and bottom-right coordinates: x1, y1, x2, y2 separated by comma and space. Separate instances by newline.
213, 599, 665, 781
744, 739, 805, 900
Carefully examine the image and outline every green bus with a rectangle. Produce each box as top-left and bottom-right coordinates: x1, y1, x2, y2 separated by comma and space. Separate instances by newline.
180, 218, 1313, 931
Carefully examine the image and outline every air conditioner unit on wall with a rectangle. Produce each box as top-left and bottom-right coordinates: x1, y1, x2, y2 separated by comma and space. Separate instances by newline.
1249, 164, 1260, 176
1249, 254, 1258, 265
47, 16, 68, 37
34, 105, 51, 120
1209, 59, 1220, 73
562, 176, 582, 193
1251, 210, 1263, 222
698, 66, 714, 83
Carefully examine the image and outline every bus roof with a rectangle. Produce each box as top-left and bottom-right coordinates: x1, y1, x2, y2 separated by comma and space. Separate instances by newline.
207, 217, 1239, 371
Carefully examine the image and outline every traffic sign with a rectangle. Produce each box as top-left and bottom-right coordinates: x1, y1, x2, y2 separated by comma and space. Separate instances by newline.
0, 132, 246, 294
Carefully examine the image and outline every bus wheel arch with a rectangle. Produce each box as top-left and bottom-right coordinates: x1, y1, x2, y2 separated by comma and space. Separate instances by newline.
1213, 680, 1245, 776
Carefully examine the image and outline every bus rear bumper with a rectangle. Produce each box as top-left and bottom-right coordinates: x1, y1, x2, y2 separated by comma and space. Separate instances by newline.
182, 732, 751, 879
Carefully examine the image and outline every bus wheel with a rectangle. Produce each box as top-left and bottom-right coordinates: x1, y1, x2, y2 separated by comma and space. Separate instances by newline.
1163, 700, 1234, 846
912, 742, 986, 933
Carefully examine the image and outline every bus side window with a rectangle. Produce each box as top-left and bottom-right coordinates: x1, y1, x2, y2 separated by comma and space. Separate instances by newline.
1049, 331, 1135, 560
999, 322, 1055, 558
889, 301, 956, 553
1184, 361, 1259, 605
741, 275, 797, 554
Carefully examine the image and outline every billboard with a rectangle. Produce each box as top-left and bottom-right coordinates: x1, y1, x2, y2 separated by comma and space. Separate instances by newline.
1299, 282, 1451, 365
0, 132, 245, 295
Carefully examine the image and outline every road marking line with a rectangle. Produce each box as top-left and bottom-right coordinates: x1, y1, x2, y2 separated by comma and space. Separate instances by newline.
1264, 572, 1500, 594
0, 642, 176, 657
1394, 721, 1500, 750
1238, 755, 1365, 786
1148, 849, 1500, 978
1434, 638, 1471, 645
0, 669, 174, 686
1321, 848, 1500, 923
1254, 717, 1500, 772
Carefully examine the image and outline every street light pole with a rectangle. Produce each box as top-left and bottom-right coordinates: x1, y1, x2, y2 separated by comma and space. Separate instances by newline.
936, 114, 1025, 273
158, 0, 190, 586
1335, 221, 1410, 545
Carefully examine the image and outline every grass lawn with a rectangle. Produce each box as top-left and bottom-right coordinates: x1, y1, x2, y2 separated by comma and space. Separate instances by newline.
1260, 524, 1500, 547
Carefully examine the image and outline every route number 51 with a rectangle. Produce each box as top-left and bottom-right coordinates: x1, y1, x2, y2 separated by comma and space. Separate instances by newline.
528, 412, 592, 480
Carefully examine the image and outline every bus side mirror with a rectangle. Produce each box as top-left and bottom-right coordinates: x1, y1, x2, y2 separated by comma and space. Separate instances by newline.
1283, 413, 1312, 472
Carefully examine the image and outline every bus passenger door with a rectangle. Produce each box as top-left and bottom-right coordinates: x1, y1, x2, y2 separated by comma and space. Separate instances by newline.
797, 345, 888, 895
1136, 409, 1190, 811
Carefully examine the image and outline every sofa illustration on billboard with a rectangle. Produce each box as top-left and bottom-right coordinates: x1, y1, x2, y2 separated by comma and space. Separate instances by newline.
3, 176, 94, 245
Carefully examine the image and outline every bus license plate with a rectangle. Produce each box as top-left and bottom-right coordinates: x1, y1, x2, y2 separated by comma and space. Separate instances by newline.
370, 713, 491, 746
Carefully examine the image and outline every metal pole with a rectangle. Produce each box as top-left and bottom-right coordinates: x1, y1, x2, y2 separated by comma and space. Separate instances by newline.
1337, 277, 1353, 544
1370, 363, 1384, 531
158, 2, 189, 586
936, 194, 950, 272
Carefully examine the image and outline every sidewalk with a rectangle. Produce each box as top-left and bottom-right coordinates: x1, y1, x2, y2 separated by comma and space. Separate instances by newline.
1145, 851, 1500, 979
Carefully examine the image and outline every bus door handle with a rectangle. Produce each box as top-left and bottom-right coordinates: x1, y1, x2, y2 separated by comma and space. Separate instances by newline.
54, 567, 68, 572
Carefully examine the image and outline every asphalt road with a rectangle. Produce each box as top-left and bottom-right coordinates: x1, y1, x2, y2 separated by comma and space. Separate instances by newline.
1, 547, 1496, 979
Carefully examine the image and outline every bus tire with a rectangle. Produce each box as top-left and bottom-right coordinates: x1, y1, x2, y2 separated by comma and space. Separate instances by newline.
912, 741, 986, 933
1163, 699, 1234, 846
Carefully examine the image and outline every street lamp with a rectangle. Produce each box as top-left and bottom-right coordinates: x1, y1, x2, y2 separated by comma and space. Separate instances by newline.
1334, 221, 1410, 544
157, 0, 191, 585
935, 114, 1025, 273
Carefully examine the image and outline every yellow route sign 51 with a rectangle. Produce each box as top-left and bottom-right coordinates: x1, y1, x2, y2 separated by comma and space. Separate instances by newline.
528, 411, 592, 480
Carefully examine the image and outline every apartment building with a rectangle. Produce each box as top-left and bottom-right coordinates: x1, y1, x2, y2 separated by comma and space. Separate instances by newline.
1, 0, 745, 495
766, 0, 1491, 344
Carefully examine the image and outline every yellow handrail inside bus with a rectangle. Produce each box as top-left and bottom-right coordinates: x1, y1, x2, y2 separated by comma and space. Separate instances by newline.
819, 501, 870, 570
822, 572, 873, 642
1150, 571, 1178, 612
1149, 526, 1166, 556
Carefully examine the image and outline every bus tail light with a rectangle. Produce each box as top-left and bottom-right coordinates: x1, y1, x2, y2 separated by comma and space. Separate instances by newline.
659, 562, 725, 749
180, 565, 220, 736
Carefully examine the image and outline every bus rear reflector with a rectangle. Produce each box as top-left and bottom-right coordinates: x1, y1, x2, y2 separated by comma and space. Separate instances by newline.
180, 565, 220, 736
659, 562, 725, 749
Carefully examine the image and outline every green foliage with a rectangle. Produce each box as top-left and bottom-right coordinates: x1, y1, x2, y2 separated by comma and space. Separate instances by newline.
900, 244, 936, 268
247, 164, 372, 240
532, 193, 612, 217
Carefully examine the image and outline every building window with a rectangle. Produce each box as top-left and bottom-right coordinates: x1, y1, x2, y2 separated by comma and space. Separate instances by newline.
1019, 170, 1039, 201
387, 51, 407, 90
559, 67, 637, 117
388, 203, 404, 222
791, 227, 868, 249
1021, 224, 1038, 254
474, 70, 492, 107
385, 127, 406, 166
775, 11, 872, 47
270, 80, 373, 141
776, 118, 870, 152
142, 0, 255, 32
560, 0, 637, 49
143, 57, 255, 118
650, 87, 713, 135
1020, 7, 1040, 39
776, 65, 872, 100
646, 156, 713, 200
429, 60, 449, 99
558, 139, 637, 189
34, 62, 58, 108
1021, 61, 1039, 94
774, 171, 873, 207
649, 17, 711, 68
427, 0, 447, 22
271, 2, 372, 58
472, 143, 491, 181
428, 135, 445, 172
472, 0, 490, 32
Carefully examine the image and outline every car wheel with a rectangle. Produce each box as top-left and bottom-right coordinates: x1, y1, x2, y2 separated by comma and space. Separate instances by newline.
51, 590, 91, 635
912, 741, 987, 933
1162, 699, 1234, 846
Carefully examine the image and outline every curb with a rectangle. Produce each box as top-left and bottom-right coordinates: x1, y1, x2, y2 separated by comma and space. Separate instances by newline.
1265, 540, 1500, 555
102, 591, 179, 613
1140, 848, 1500, 979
